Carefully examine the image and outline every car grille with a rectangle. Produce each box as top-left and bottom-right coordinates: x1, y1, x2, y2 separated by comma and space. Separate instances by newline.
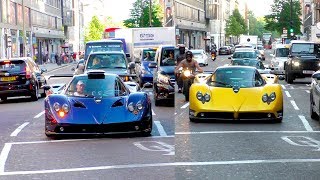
197, 112, 234, 119
301, 60, 320, 70
238, 112, 275, 119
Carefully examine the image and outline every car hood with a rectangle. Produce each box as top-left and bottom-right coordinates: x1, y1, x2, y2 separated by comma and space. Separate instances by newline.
86, 68, 128, 75
159, 66, 175, 78
142, 61, 155, 74
50, 96, 142, 124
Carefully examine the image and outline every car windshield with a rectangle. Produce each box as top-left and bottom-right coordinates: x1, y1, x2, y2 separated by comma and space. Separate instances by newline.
193, 52, 202, 59
160, 48, 178, 66
291, 43, 314, 54
232, 52, 257, 59
0, 60, 26, 73
207, 68, 265, 88
85, 43, 123, 55
142, 49, 156, 61
66, 76, 121, 97
86, 54, 127, 69
275, 48, 289, 57
231, 60, 264, 69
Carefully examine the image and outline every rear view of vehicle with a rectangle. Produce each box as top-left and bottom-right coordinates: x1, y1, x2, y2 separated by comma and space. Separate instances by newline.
270, 44, 289, 75
0, 58, 46, 101
190, 49, 209, 66
219, 46, 231, 55
285, 41, 320, 83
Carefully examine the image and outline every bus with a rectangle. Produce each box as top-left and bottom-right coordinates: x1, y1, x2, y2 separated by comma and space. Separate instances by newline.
84, 39, 124, 60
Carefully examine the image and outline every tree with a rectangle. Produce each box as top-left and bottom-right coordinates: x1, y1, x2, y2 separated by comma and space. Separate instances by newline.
124, 0, 163, 28
225, 9, 247, 38
264, 0, 302, 36
84, 16, 104, 43
248, 12, 267, 38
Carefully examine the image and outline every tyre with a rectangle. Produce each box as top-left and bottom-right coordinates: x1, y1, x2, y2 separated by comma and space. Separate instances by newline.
140, 119, 152, 137
31, 84, 39, 101
285, 71, 294, 84
190, 118, 198, 123
183, 80, 190, 101
310, 94, 319, 120
155, 99, 160, 106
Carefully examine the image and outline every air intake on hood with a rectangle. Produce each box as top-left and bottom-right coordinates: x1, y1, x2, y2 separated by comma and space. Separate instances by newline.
73, 100, 86, 108
112, 98, 124, 107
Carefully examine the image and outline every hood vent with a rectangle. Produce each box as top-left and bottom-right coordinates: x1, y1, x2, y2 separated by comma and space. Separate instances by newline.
112, 98, 124, 107
73, 100, 86, 108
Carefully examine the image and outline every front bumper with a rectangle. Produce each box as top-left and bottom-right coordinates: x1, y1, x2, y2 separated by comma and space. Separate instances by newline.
189, 109, 283, 121
45, 116, 152, 135
0, 83, 33, 97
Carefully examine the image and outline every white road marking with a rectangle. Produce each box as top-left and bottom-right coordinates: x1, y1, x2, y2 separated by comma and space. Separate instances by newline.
154, 121, 167, 137
298, 115, 313, 132
290, 86, 294, 89
290, 100, 300, 110
306, 90, 310, 94
282, 136, 320, 150
10, 122, 30, 137
34, 111, 45, 118
306, 84, 311, 87
44, 64, 72, 74
2, 159, 320, 175
0, 143, 12, 173
152, 109, 156, 116
281, 85, 286, 89
133, 141, 174, 155
175, 131, 320, 135
181, 102, 190, 109
285, 91, 291, 98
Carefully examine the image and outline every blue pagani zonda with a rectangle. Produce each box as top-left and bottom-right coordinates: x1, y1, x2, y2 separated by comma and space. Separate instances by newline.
44, 71, 152, 138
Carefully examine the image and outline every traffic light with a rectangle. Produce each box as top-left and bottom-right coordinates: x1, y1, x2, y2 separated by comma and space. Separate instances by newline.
290, 28, 293, 33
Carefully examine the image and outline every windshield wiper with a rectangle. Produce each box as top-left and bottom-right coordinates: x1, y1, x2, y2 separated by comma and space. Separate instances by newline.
210, 81, 232, 87
298, 51, 311, 54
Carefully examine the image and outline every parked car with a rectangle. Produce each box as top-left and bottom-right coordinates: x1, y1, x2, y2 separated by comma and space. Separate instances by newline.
0, 57, 47, 101
150, 45, 176, 106
310, 71, 320, 121
226, 44, 235, 54
190, 49, 209, 66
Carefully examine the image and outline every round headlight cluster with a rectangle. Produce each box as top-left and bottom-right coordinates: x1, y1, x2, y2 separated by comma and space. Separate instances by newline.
196, 91, 211, 104
136, 101, 143, 110
62, 104, 69, 113
262, 92, 276, 104
127, 101, 144, 112
128, 102, 135, 112
293, 61, 300, 67
53, 102, 60, 112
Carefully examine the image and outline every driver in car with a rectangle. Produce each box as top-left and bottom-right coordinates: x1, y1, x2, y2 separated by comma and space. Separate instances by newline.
74, 80, 86, 96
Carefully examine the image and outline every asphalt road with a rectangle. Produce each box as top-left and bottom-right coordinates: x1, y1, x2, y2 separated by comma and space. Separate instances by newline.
175, 50, 320, 179
0, 64, 174, 179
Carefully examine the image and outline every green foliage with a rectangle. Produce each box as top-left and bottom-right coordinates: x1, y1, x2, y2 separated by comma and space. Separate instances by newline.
225, 9, 247, 37
124, 0, 163, 28
84, 16, 104, 43
248, 11, 267, 38
264, 0, 302, 36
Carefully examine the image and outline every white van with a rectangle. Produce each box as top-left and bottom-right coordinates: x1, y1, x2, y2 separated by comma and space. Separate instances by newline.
270, 44, 290, 75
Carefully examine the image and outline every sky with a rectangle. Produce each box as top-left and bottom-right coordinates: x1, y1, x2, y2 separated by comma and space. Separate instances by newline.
246, 0, 273, 17
100, 0, 274, 23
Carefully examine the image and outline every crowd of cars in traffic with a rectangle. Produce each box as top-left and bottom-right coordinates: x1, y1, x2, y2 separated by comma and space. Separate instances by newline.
1, 38, 320, 138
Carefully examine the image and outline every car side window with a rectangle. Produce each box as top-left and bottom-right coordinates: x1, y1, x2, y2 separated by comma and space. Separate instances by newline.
115, 78, 127, 96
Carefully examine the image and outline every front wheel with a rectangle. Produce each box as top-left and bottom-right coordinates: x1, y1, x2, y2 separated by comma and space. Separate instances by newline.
31, 84, 39, 101
310, 94, 319, 120
285, 71, 294, 84
183, 80, 190, 101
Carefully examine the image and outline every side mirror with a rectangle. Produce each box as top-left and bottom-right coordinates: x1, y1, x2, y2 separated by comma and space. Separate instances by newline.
228, 56, 231, 59
126, 53, 130, 58
141, 82, 152, 90
135, 58, 140, 63
71, 67, 75, 71
288, 54, 293, 58
42, 85, 51, 91
278, 75, 285, 80
148, 62, 157, 68
41, 68, 47, 74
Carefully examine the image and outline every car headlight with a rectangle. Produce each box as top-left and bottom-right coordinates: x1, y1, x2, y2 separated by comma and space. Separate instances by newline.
196, 91, 203, 100
262, 94, 268, 103
128, 102, 134, 112
136, 101, 143, 110
318, 62, 320, 67
293, 61, 300, 67
158, 73, 170, 84
204, 93, 210, 101
269, 92, 276, 101
62, 104, 69, 113
196, 91, 210, 104
262, 92, 276, 104
53, 102, 60, 112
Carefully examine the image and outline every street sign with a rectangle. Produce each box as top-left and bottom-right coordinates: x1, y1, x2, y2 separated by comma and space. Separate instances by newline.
283, 28, 287, 34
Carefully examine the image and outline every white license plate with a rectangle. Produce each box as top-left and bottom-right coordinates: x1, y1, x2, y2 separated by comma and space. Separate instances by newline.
303, 70, 315, 74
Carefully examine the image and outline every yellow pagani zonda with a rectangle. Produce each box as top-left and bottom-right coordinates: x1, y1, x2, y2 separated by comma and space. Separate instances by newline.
189, 66, 283, 122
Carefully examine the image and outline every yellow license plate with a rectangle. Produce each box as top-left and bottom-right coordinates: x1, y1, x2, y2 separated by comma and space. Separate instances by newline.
1, 76, 16, 81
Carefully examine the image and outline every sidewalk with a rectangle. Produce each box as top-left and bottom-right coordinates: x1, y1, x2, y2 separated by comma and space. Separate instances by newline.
39, 62, 73, 73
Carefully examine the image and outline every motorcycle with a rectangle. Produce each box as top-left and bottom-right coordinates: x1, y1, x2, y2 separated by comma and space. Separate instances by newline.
211, 51, 217, 61
181, 68, 196, 101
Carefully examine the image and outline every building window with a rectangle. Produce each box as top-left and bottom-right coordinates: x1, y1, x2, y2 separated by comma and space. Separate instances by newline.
8, 1, 16, 25
17, 4, 23, 26
2, 0, 7, 23
206, 0, 219, 20
24, 7, 30, 27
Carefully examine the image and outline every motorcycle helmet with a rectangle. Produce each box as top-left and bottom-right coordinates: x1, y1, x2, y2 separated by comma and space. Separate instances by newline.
177, 44, 186, 54
186, 51, 193, 62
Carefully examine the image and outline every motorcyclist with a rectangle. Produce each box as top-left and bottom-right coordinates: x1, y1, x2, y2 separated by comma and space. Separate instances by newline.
175, 44, 186, 93
175, 51, 203, 101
